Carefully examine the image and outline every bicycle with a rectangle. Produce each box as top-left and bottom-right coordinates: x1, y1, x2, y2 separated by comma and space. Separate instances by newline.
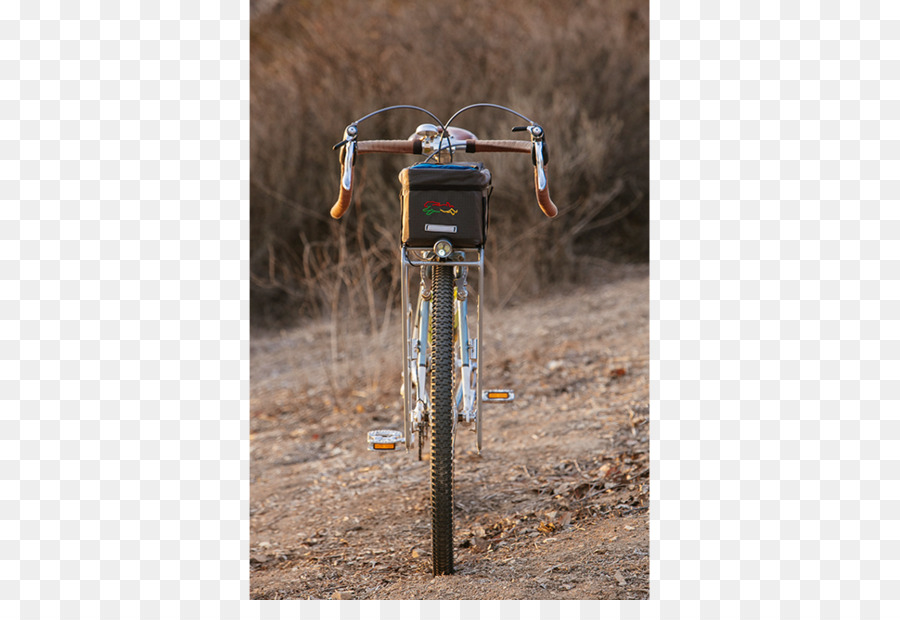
330, 103, 558, 576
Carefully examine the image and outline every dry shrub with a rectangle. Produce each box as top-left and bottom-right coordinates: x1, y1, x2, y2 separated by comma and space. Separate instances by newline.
250, 0, 648, 327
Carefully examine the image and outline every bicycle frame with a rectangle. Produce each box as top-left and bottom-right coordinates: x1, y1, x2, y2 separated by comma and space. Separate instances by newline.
401, 247, 485, 454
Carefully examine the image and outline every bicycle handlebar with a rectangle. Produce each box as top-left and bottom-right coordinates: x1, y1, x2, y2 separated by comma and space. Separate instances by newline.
329, 142, 355, 220
330, 137, 558, 219
530, 141, 559, 218
355, 139, 530, 155
534, 165, 558, 218
469, 140, 557, 217
330, 173, 352, 219
464, 139, 531, 153
358, 140, 423, 154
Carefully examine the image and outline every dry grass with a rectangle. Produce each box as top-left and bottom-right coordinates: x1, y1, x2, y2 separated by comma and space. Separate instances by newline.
250, 0, 649, 327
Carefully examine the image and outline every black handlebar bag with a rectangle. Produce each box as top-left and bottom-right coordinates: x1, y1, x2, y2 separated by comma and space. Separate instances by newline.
400, 163, 492, 248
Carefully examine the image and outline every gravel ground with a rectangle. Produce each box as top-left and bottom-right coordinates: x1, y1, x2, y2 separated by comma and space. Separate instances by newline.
249, 263, 649, 600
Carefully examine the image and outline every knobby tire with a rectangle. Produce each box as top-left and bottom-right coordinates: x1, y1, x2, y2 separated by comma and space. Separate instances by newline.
429, 264, 455, 575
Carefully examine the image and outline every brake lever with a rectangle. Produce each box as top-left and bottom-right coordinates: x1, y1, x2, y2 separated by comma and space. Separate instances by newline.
533, 142, 547, 190
334, 124, 359, 191
341, 141, 356, 191
528, 125, 547, 189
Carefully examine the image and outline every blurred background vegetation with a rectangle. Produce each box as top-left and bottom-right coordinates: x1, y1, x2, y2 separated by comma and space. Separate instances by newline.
250, 0, 648, 329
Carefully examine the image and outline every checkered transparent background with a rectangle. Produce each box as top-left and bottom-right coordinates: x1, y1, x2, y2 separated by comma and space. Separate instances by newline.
1, 0, 897, 618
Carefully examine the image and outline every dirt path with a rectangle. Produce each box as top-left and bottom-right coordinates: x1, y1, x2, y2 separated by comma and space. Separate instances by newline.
249, 264, 649, 599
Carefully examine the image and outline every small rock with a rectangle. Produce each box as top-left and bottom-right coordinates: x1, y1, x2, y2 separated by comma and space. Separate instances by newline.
332, 591, 354, 600
624, 525, 634, 531
258, 541, 271, 548
547, 359, 565, 371
614, 571, 626, 587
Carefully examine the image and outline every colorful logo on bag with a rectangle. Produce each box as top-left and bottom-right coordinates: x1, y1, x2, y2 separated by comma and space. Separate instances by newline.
423, 201, 457, 216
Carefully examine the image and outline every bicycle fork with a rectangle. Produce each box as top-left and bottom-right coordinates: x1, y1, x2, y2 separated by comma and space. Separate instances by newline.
369, 247, 513, 455
402, 249, 485, 454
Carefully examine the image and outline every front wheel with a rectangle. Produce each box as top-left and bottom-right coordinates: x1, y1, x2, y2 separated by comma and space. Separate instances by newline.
429, 264, 455, 575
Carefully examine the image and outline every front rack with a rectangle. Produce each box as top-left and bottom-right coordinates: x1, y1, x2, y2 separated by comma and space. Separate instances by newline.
400, 246, 486, 453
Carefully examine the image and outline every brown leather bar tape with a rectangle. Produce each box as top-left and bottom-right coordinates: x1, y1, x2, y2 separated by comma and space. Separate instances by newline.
330, 153, 352, 219
356, 140, 421, 154
465, 139, 532, 153
330, 182, 352, 219
534, 165, 558, 218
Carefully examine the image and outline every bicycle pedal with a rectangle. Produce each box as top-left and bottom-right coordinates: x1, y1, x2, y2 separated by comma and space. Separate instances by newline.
367, 429, 405, 451
482, 389, 515, 402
